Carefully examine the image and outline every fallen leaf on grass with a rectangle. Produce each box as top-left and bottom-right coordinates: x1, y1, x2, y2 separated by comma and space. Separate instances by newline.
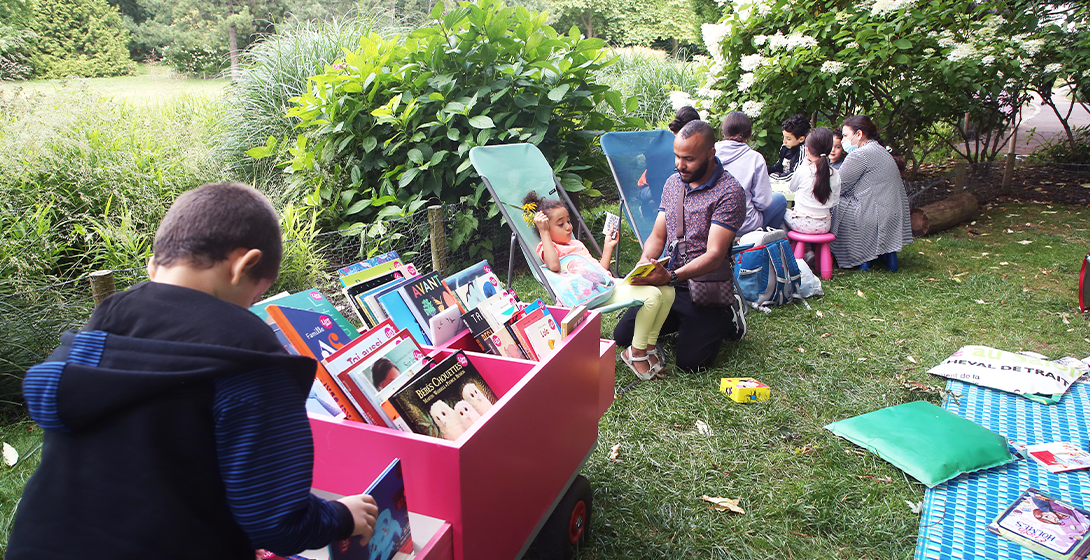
893, 339, 906, 345
999, 262, 1010, 265
858, 357, 868, 362
2, 443, 17, 467
790, 531, 813, 538
1005, 229, 1015, 234
820, 351, 832, 356
907, 356, 917, 364
1063, 316, 1071, 325
870, 317, 885, 322
609, 443, 621, 462
975, 299, 987, 304
702, 495, 745, 514
923, 278, 940, 281
906, 500, 922, 514
815, 310, 824, 318
794, 444, 815, 454
952, 277, 962, 283
856, 289, 866, 298
695, 420, 712, 436
797, 347, 806, 353
857, 475, 893, 483
821, 332, 832, 338
1018, 240, 1033, 245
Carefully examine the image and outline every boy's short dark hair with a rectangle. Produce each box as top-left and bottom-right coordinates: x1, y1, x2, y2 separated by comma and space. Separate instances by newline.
781, 114, 811, 137
153, 182, 282, 281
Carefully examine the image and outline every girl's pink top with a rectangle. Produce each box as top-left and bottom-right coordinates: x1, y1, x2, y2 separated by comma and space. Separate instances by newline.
536, 238, 594, 262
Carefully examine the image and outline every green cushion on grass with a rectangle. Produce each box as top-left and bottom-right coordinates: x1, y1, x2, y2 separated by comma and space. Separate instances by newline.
824, 400, 1015, 487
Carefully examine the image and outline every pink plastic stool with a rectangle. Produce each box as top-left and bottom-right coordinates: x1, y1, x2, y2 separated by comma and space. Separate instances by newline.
786, 231, 835, 280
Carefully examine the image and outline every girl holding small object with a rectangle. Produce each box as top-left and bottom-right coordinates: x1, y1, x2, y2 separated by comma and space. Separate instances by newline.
783, 127, 841, 235
524, 191, 675, 380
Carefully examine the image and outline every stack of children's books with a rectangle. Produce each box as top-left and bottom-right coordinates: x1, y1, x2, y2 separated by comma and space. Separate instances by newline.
249, 254, 585, 441
988, 488, 1090, 560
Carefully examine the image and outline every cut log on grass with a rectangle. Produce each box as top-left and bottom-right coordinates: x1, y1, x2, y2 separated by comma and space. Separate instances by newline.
910, 192, 979, 237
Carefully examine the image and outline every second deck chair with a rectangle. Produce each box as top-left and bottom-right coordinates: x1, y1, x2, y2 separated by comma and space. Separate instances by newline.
468, 143, 642, 315
600, 130, 676, 248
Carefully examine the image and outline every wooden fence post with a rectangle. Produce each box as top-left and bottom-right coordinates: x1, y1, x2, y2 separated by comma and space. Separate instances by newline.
428, 205, 450, 275
89, 270, 115, 307
954, 161, 968, 191
1002, 129, 1018, 194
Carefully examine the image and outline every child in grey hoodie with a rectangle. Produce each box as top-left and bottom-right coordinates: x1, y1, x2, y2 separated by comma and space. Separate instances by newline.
714, 112, 787, 234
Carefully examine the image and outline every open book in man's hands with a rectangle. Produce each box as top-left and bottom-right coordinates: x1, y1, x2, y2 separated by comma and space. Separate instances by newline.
620, 257, 670, 285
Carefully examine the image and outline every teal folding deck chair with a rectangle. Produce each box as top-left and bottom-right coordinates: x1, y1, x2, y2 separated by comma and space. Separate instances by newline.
599, 130, 676, 248
468, 143, 641, 315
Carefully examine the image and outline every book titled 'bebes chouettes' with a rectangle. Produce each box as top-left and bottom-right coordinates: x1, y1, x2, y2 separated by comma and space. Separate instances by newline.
386, 351, 497, 442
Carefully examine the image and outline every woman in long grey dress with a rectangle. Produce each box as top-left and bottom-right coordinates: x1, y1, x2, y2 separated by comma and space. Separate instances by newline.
829, 115, 912, 270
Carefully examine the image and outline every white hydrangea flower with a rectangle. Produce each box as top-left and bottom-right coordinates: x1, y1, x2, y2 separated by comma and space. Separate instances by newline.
754, 35, 768, 46
923, 47, 935, 55
1022, 39, 1045, 56
741, 100, 765, 117
981, 55, 995, 65
846, 41, 860, 50
668, 90, 692, 111
871, 0, 914, 16
835, 11, 850, 23
947, 43, 977, 62
786, 32, 818, 49
740, 54, 765, 72
702, 24, 730, 62
937, 37, 956, 49
1045, 63, 1063, 74
839, 76, 854, 87
821, 60, 846, 74
737, 72, 756, 91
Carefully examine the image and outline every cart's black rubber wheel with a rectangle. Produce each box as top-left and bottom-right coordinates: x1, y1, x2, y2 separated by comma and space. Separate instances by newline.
528, 474, 593, 560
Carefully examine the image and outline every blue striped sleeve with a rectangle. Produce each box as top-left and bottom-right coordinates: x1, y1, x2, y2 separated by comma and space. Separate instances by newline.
23, 362, 68, 432
214, 368, 352, 554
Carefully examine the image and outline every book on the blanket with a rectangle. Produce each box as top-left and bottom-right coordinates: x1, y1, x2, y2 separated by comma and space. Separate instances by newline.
387, 350, 497, 441
987, 488, 1090, 560
328, 458, 413, 560
1027, 442, 1090, 473
620, 256, 670, 285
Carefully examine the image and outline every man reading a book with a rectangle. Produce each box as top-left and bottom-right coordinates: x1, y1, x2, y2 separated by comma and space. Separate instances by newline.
614, 121, 748, 371
9, 183, 379, 560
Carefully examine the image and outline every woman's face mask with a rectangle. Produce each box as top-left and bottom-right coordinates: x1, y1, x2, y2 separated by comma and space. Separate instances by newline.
842, 128, 859, 153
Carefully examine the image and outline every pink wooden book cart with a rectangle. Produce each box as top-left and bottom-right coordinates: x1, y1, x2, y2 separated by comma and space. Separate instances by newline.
309, 307, 616, 560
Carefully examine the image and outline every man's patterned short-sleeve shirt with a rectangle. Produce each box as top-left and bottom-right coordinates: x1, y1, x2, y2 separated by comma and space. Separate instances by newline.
660, 157, 746, 268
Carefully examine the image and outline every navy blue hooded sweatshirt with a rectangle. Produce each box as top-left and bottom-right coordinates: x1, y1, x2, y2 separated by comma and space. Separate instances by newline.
8, 282, 354, 559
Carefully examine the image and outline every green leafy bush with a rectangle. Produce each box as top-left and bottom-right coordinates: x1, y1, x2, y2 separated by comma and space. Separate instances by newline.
593, 46, 700, 129
29, 0, 135, 78
269, 0, 642, 232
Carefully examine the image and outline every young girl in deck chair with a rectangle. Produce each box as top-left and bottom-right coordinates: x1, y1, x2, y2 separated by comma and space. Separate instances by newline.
524, 191, 675, 380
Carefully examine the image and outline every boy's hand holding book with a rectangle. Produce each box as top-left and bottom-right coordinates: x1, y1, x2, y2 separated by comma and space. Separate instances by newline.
337, 494, 379, 542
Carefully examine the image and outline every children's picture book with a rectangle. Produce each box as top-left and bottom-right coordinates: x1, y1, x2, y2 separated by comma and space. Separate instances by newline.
443, 260, 503, 311
335, 331, 427, 430
336, 250, 401, 278
387, 351, 498, 441
397, 271, 461, 337
513, 306, 562, 361
323, 318, 400, 377
343, 266, 417, 327
601, 211, 620, 237
1027, 442, 1090, 473
620, 256, 671, 285
461, 307, 500, 355
358, 271, 420, 324
428, 304, 464, 346
250, 289, 358, 338
339, 259, 403, 288
328, 458, 413, 560
265, 304, 364, 423
560, 305, 588, 338
477, 297, 527, 360
378, 285, 431, 346
988, 488, 1090, 560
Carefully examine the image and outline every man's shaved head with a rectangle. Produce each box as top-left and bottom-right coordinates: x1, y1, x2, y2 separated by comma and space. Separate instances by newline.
677, 120, 716, 152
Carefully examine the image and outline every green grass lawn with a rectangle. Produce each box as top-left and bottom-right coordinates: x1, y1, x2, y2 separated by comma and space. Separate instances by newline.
0, 63, 229, 105
516, 200, 1090, 559
1, 200, 1086, 557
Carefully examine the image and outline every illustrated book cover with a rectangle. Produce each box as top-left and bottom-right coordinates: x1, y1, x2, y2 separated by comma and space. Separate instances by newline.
987, 488, 1090, 560
323, 318, 400, 378
560, 305, 588, 338
396, 271, 461, 338
387, 350, 498, 441
358, 272, 420, 325
336, 250, 401, 278
513, 306, 562, 361
250, 289, 357, 337
265, 304, 364, 423
328, 458, 413, 560
443, 260, 503, 311
339, 259, 403, 288
461, 307, 501, 355
377, 284, 431, 346
601, 212, 620, 237
620, 256, 670, 285
343, 265, 416, 327
1027, 442, 1090, 474
335, 331, 428, 430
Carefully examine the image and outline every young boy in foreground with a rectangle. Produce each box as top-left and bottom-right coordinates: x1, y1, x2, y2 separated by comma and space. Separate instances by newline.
8, 183, 378, 559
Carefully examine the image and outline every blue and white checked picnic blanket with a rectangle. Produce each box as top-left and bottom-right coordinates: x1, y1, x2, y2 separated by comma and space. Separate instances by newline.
915, 379, 1090, 559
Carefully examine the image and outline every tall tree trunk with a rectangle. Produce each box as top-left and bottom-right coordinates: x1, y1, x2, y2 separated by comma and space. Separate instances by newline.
228, 23, 239, 81
670, 38, 678, 56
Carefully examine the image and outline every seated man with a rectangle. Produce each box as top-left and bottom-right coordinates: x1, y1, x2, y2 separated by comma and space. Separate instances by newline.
613, 121, 748, 372
715, 111, 787, 234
